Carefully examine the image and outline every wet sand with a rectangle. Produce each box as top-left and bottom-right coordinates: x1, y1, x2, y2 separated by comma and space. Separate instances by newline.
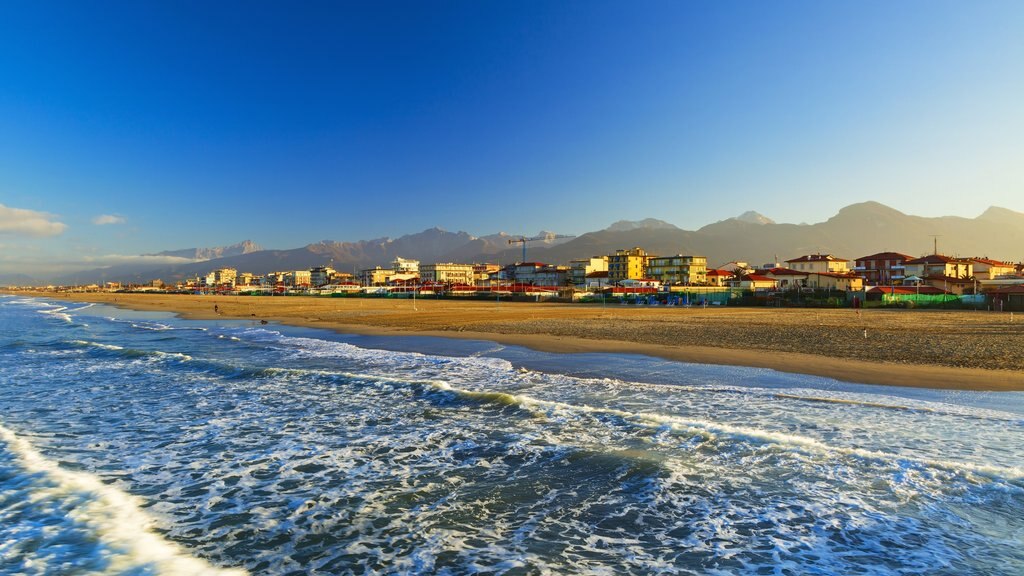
14, 292, 1024, 391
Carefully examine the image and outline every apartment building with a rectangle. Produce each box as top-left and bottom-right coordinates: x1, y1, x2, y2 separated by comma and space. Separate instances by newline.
420, 262, 474, 285
608, 247, 651, 282
646, 255, 707, 285
853, 252, 912, 285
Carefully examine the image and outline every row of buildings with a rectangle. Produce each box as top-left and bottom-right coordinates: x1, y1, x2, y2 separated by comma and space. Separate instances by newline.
162, 247, 1023, 297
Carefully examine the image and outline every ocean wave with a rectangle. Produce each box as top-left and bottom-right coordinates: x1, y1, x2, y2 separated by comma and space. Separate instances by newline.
0, 422, 245, 575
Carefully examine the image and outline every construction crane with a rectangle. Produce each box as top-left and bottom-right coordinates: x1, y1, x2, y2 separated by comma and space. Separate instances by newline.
507, 234, 575, 263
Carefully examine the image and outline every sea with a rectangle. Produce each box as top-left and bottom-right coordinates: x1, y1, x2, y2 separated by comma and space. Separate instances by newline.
1, 294, 1022, 575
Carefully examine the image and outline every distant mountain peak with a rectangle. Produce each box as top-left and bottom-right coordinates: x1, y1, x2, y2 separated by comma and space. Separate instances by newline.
979, 205, 1024, 220
150, 240, 261, 261
733, 211, 775, 225
605, 218, 679, 232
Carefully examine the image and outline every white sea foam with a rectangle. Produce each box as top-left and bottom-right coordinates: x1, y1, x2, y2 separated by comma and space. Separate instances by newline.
0, 423, 246, 575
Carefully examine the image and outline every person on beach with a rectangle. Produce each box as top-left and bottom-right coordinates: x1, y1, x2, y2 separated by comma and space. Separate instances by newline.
214, 304, 219, 314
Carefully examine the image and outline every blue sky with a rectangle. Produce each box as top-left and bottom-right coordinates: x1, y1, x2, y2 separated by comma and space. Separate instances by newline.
1, 1, 1022, 276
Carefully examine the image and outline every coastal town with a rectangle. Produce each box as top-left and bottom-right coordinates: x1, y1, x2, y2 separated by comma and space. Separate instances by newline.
15, 245, 1024, 311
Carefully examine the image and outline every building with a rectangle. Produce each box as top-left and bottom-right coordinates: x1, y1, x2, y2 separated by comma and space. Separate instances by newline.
785, 254, 850, 274
608, 247, 652, 282
392, 257, 420, 275
283, 270, 311, 288
719, 261, 755, 275
473, 263, 501, 285
904, 255, 973, 281
645, 255, 707, 285
310, 266, 336, 287
807, 272, 864, 292
358, 266, 394, 286
705, 269, 734, 287
569, 257, 609, 286
853, 252, 912, 285
420, 262, 474, 285
969, 258, 1016, 280
584, 271, 612, 289
763, 268, 808, 290
736, 274, 777, 291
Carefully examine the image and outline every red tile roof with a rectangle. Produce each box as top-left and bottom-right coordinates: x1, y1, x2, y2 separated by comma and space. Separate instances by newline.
742, 274, 776, 282
706, 269, 733, 276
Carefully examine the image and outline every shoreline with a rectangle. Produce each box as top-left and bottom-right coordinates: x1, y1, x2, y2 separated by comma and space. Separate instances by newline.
9, 291, 1024, 392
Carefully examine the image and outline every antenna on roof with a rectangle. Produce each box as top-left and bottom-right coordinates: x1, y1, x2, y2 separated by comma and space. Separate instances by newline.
928, 235, 942, 255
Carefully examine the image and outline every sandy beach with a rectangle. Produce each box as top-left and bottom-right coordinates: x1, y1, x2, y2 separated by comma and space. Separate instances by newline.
12, 291, 1024, 391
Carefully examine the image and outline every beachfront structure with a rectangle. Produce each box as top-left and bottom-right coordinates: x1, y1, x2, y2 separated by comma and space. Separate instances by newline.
904, 255, 973, 281
310, 266, 336, 287
853, 252, 912, 285
569, 257, 609, 286
785, 254, 850, 274
608, 247, 652, 282
645, 255, 707, 285
807, 272, 863, 292
705, 269, 734, 287
392, 257, 420, 274
473, 263, 501, 284
969, 257, 1016, 280
420, 263, 474, 285
736, 274, 777, 291
359, 266, 394, 286
763, 268, 808, 289
584, 271, 612, 289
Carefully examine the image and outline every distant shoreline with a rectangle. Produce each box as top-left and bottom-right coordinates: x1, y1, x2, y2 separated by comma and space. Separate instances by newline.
10, 291, 1024, 392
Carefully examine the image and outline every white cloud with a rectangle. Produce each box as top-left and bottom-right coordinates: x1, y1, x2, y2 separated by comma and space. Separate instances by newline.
0, 204, 67, 237
92, 214, 126, 225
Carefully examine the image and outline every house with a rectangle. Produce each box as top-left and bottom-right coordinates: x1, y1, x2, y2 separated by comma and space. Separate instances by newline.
807, 272, 863, 292
584, 271, 612, 289
853, 252, 913, 285
608, 247, 652, 282
736, 274, 777, 291
646, 255, 708, 285
763, 267, 808, 290
705, 269, 734, 287
990, 285, 1024, 311
969, 257, 1016, 280
785, 254, 850, 274
918, 275, 975, 296
904, 254, 973, 281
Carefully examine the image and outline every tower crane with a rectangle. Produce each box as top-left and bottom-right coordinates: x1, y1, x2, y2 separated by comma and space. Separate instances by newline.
507, 234, 575, 263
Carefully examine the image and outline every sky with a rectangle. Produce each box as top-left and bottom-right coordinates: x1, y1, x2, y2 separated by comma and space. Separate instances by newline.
1, 1, 1022, 277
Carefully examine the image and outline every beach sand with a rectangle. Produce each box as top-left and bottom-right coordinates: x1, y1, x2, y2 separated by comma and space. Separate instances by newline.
14, 292, 1024, 391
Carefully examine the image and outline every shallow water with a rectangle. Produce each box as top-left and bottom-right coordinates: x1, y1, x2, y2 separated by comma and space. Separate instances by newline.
1, 295, 1022, 575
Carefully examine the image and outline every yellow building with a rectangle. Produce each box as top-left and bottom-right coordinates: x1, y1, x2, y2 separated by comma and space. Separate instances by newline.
608, 248, 652, 282
646, 255, 707, 285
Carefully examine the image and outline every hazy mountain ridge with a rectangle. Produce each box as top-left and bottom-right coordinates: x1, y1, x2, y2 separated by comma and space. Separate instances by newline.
48, 202, 1024, 284
150, 240, 262, 261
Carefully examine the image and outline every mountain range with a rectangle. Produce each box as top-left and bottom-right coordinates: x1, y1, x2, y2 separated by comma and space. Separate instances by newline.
47, 201, 1024, 285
